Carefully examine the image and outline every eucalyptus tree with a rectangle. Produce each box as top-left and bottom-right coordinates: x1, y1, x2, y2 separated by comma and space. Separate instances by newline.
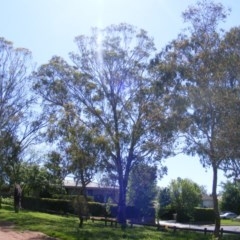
0, 131, 21, 185
33, 56, 102, 199
44, 151, 70, 188
0, 38, 42, 187
151, 1, 240, 236
216, 27, 240, 181
0, 38, 31, 133
34, 23, 176, 225
66, 125, 103, 198
70, 24, 177, 225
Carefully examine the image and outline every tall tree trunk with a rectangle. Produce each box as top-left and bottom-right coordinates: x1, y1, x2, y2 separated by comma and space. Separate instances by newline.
117, 173, 127, 228
212, 164, 220, 238
76, 171, 89, 228
80, 172, 88, 200
14, 184, 22, 213
116, 150, 132, 228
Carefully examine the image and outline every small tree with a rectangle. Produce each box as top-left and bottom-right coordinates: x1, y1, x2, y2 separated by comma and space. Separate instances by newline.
72, 195, 89, 228
127, 163, 158, 220
157, 187, 172, 220
169, 178, 202, 222
220, 181, 240, 214
158, 187, 172, 208
20, 163, 53, 198
44, 151, 69, 184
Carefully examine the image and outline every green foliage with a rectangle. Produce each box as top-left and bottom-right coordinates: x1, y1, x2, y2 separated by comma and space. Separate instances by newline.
22, 196, 73, 214
158, 187, 171, 208
72, 195, 89, 227
67, 126, 101, 197
44, 151, 69, 186
220, 181, 240, 214
152, 0, 239, 236
21, 196, 155, 220
127, 163, 158, 217
1, 197, 13, 206
88, 201, 107, 217
1, 204, 239, 240
52, 194, 93, 202
169, 178, 202, 222
2, 2, 240, 237
22, 196, 109, 217
35, 56, 102, 199
105, 197, 113, 216
20, 163, 65, 198
0, 38, 42, 188
34, 23, 175, 225
157, 205, 176, 220
193, 208, 215, 223
0, 183, 11, 197
0, 131, 22, 185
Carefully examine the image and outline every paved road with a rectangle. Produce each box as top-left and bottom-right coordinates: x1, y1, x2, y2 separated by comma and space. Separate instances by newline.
158, 220, 240, 233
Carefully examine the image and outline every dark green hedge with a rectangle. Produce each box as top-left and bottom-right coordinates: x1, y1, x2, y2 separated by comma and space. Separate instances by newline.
52, 194, 94, 202
22, 197, 155, 221
22, 197, 108, 216
158, 206, 176, 220
88, 202, 106, 216
22, 197, 73, 214
108, 205, 141, 219
176, 209, 191, 223
193, 207, 215, 223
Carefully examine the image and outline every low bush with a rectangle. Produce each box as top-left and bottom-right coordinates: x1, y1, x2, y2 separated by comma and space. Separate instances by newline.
22, 197, 73, 214
176, 209, 191, 223
22, 196, 108, 216
193, 207, 215, 223
1, 197, 14, 206
52, 194, 94, 202
22, 196, 156, 221
88, 202, 106, 216
158, 206, 176, 220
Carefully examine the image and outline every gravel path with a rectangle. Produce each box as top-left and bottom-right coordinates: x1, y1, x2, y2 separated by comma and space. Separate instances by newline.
0, 222, 57, 240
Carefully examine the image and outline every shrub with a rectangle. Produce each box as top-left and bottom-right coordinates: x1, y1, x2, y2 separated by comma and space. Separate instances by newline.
109, 204, 118, 217
126, 206, 140, 219
0, 184, 11, 197
22, 197, 73, 214
72, 196, 89, 227
142, 207, 156, 224
52, 194, 94, 202
158, 205, 176, 220
176, 209, 191, 223
22, 196, 108, 216
22, 196, 157, 222
1, 197, 13, 206
193, 207, 215, 223
88, 202, 106, 216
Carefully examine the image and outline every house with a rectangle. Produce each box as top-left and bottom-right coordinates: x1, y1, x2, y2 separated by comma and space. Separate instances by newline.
63, 179, 119, 203
202, 195, 214, 208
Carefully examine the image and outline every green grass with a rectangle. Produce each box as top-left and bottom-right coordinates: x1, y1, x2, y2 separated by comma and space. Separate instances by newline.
221, 219, 240, 226
0, 204, 239, 240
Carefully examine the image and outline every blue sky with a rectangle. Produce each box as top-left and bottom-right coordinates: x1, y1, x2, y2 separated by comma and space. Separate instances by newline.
1, 0, 240, 193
